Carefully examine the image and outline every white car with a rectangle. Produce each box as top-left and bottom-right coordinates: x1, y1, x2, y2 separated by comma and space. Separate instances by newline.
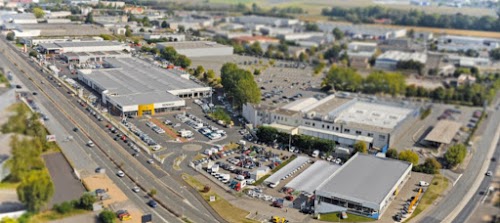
246, 179, 256, 184
485, 171, 493, 176
132, 186, 140, 193
117, 170, 125, 177
269, 182, 279, 188
418, 181, 430, 187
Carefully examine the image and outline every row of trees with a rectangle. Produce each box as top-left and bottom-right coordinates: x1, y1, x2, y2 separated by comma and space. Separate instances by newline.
322, 66, 500, 106
386, 149, 442, 174
52, 194, 96, 215
491, 48, 500, 60
1, 104, 55, 213
220, 63, 261, 108
256, 126, 336, 155
159, 46, 191, 68
321, 6, 500, 32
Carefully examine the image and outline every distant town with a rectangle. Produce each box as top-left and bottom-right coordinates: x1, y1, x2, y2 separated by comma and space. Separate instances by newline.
0, 0, 499, 223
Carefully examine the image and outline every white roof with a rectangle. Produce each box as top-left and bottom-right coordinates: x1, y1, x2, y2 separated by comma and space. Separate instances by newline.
281, 97, 318, 112
264, 156, 310, 185
335, 101, 414, 130
377, 50, 427, 64
285, 160, 341, 195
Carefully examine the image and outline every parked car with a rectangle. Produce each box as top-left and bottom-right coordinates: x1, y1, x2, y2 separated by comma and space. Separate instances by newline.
147, 200, 158, 208
117, 170, 125, 177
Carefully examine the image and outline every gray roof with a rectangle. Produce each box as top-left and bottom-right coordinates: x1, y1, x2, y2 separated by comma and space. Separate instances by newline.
284, 160, 340, 195
317, 153, 412, 207
264, 156, 310, 185
157, 41, 230, 50
40, 41, 122, 49
80, 58, 208, 106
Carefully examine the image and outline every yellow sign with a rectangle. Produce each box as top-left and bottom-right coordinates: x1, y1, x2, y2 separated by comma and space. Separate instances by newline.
138, 104, 155, 116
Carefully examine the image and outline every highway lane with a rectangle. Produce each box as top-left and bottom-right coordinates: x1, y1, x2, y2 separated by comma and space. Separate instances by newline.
0, 38, 221, 223
418, 104, 500, 223
451, 141, 500, 223
0, 50, 178, 222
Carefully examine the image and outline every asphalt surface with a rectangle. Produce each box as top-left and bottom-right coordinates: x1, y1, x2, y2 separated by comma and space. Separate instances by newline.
451, 134, 500, 223
0, 39, 181, 223
43, 153, 86, 206
419, 102, 500, 223
0, 38, 223, 223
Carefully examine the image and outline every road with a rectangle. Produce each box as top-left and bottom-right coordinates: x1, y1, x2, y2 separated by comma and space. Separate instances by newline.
0, 56, 177, 223
0, 39, 220, 223
452, 141, 500, 223
418, 101, 500, 223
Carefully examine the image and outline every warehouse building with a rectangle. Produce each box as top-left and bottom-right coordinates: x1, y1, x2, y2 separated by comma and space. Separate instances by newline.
243, 94, 419, 150
156, 41, 233, 58
375, 50, 427, 70
39, 41, 130, 54
284, 160, 341, 196
437, 35, 500, 52
315, 153, 412, 219
78, 58, 211, 116
318, 22, 406, 40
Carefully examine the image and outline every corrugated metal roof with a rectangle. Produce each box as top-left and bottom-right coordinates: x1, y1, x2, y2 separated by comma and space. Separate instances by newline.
285, 160, 340, 195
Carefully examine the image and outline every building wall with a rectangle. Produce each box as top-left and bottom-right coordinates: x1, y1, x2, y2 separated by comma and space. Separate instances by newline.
176, 47, 233, 58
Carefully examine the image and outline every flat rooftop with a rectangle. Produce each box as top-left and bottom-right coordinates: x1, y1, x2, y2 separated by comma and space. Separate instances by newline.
424, 120, 462, 144
317, 153, 412, 206
285, 160, 341, 195
17, 23, 111, 36
264, 156, 310, 185
157, 41, 231, 50
335, 101, 415, 130
306, 95, 353, 114
79, 58, 208, 106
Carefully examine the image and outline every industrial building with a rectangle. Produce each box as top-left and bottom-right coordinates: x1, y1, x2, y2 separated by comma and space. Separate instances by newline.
375, 50, 427, 70
39, 41, 130, 54
77, 58, 211, 116
243, 94, 419, 150
156, 41, 233, 58
4, 23, 111, 38
232, 15, 299, 27
143, 33, 185, 41
437, 35, 500, 52
314, 153, 412, 219
318, 22, 406, 40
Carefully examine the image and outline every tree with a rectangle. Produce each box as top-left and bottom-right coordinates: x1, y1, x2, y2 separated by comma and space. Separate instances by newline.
364, 71, 406, 96
78, 193, 96, 210
323, 45, 342, 61
353, 141, 367, 154
33, 7, 45, 19
444, 144, 467, 167
29, 50, 38, 58
194, 65, 205, 78
247, 42, 263, 56
7, 136, 44, 182
17, 170, 54, 212
305, 22, 320, 31
149, 189, 157, 197
85, 12, 94, 24
175, 55, 191, 68
99, 209, 116, 223
178, 25, 185, 33
322, 66, 363, 92
414, 158, 441, 174
6, 32, 15, 41
125, 27, 132, 37
465, 49, 479, 57
253, 69, 261, 75
206, 69, 215, 80
161, 20, 168, 28
398, 150, 419, 165
54, 201, 73, 214
386, 148, 398, 159
220, 63, 261, 108
332, 27, 344, 40
490, 48, 500, 60
256, 126, 279, 144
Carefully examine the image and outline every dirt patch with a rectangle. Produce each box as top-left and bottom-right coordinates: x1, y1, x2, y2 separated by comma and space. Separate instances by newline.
81, 174, 128, 207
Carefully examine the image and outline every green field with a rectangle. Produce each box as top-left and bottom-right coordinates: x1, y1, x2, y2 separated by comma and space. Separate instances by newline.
197, 0, 497, 17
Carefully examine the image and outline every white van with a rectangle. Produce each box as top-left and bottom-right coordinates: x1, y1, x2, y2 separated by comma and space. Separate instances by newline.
87, 140, 94, 147
179, 130, 193, 138
311, 150, 319, 158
